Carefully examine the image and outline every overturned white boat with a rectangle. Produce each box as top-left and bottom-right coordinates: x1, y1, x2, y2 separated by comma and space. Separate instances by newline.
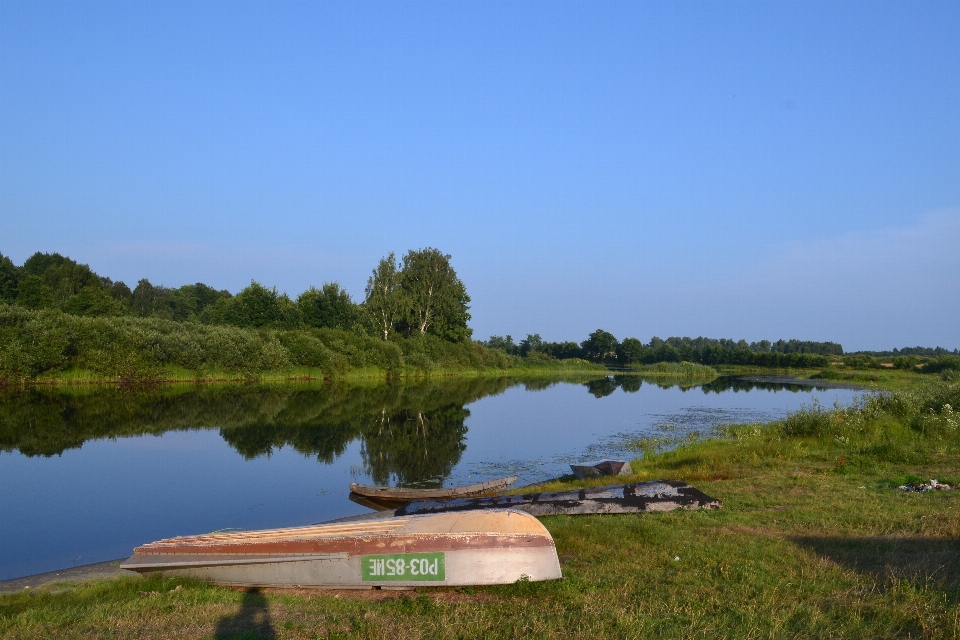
121, 509, 561, 588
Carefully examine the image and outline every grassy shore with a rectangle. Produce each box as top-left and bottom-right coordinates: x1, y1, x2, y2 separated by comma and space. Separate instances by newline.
22, 360, 607, 387
710, 365, 932, 392
21, 362, 927, 390
622, 361, 719, 379
1, 374, 958, 639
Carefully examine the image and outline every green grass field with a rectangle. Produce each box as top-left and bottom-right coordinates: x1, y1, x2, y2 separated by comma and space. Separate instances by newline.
1, 372, 957, 639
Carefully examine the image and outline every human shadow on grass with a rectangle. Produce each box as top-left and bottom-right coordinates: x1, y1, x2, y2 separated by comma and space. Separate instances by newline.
791, 535, 960, 600
214, 588, 275, 639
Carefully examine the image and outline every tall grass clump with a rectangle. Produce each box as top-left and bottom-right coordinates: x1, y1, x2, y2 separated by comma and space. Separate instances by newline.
779, 398, 834, 437
771, 383, 959, 446
630, 380, 960, 480
770, 383, 960, 466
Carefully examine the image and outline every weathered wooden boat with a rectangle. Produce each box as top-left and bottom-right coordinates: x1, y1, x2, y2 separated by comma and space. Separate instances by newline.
348, 476, 517, 511
121, 509, 561, 588
570, 460, 633, 480
394, 480, 721, 517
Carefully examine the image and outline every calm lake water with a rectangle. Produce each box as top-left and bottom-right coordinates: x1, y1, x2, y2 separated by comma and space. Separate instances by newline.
0, 375, 863, 580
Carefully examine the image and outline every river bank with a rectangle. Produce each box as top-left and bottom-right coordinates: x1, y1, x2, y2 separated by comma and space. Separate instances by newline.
8, 361, 606, 388
4, 362, 932, 393
1, 373, 956, 638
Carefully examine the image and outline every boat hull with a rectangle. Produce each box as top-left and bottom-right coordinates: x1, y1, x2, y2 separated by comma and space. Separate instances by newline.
121, 509, 561, 588
122, 547, 559, 588
349, 476, 517, 511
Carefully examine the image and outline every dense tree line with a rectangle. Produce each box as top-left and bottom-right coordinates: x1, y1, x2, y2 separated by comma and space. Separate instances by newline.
0, 248, 471, 341
0, 248, 514, 382
7, 250, 951, 379
804, 352, 959, 374
857, 346, 959, 357
484, 330, 842, 368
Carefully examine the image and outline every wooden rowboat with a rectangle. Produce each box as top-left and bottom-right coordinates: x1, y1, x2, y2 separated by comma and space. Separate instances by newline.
349, 476, 517, 511
121, 509, 561, 588
395, 481, 722, 517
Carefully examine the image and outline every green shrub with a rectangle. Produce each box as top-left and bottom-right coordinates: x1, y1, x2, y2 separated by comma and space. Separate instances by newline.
397, 334, 508, 371
922, 356, 960, 374
524, 350, 558, 365
0, 340, 35, 382
277, 330, 347, 374
842, 354, 884, 369
316, 329, 404, 372
405, 351, 435, 372
893, 355, 919, 370
0, 306, 295, 379
0, 304, 557, 382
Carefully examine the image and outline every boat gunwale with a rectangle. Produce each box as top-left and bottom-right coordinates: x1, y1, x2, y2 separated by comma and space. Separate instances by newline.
133, 532, 555, 556
349, 476, 517, 500
122, 553, 350, 569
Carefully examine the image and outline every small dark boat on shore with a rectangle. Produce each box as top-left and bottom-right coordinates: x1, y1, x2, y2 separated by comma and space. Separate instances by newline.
349, 476, 518, 511
393, 480, 721, 517
570, 460, 633, 480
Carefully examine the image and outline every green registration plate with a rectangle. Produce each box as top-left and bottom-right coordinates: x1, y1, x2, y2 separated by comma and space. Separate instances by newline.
361, 552, 445, 581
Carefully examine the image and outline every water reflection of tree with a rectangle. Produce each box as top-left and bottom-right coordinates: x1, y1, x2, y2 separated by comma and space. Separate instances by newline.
613, 375, 643, 393
360, 406, 469, 487
0, 378, 508, 485
582, 375, 646, 396
585, 377, 619, 398
0, 375, 658, 460
4, 374, 816, 486
215, 380, 495, 487
698, 377, 818, 394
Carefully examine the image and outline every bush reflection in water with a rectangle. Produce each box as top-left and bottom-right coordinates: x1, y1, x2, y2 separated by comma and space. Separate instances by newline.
0, 379, 509, 487
0, 375, 824, 487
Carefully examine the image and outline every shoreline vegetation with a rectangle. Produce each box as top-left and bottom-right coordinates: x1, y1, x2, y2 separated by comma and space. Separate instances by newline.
621, 361, 718, 378
0, 303, 605, 388
3, 250, 957, 388
2, 371, 958, 637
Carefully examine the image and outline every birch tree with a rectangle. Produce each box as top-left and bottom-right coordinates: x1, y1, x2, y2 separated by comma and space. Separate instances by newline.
364, 253, 403, 340
398, 248, 471, 341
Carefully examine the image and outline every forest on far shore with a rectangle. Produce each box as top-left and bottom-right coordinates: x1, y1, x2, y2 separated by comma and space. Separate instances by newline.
1, 250, 957, 383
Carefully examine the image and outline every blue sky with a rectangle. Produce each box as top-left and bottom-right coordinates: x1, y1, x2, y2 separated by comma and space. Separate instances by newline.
1, 1, 958, 351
